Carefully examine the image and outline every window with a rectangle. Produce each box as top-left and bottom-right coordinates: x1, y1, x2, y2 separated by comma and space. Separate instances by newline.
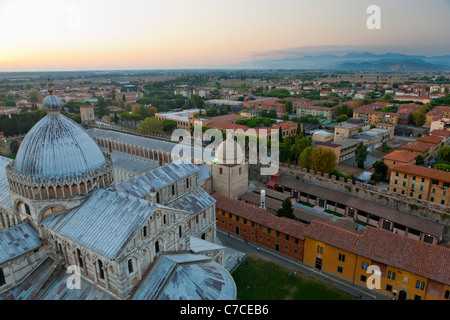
362, 261, 369, 270
77, 248, 84, 268
337, 266, 343, 273
421, 178, 425, 183
143, 226, 147, 237
294, 238, 299, 245
432, 179, 439, 185
0, 268, 5, 287
97, 260, 105, 280
317, 245, 324, 254
219, 168, 223, 175
385, 284, 393, 292
267, 228, 271, 234
179, 226, 182, 238
156, 192, 160, 204
251, 222, 255, 228
128, 259, 134, 274
360, 275, 367, 282
186, 178, 190, 188
445, 290, 450, 300
276, 231, 280, 237
387, 270, 396, 280
416, 280, 425, 290
285, 235, 290, 241
338, 253, 345, 262
414, 295, 422, 300
25, 204, 31, 215
172, 185, 175, 196
412, 176, 416, 181
404, 174, 407, 179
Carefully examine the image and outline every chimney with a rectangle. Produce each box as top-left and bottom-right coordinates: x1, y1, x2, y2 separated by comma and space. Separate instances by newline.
260, 189, 266, 209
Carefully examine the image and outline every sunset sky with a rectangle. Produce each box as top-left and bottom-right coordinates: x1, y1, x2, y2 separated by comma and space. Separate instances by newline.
1, 0, 449, 71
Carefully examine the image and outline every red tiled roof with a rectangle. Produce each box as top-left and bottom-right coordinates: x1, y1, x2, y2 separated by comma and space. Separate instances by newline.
417, 135, 444, 144
355, 227, 450, 285
391, 164, 450, 182
401, 142, 432, 153
303, 220, 361, 253
207, 121, 248, 131
305, 220, 450, 285
430, 129, 450, 137
209, 114, 247, 123
213, 193, 307, 239
383, 150, 418, 162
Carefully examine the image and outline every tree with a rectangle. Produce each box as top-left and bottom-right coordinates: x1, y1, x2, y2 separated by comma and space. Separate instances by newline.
336, 114, 348, 122
268, 109, 278, 119
137, 117, 164, 135
28, 90, 40, 106
416, 154, 425, 166
276, 198, 295, 219
298, 146, 313, 168
439, 146, 450, 163
292, 136, 312, 163
412, 110, 426, 127
310, 147, 337, 174
285, 100, 293, 114
373, 160, 388, 180
355, 143, 369, 169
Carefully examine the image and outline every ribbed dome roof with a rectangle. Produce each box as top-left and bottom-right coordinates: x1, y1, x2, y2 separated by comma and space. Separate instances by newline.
14, 112, 107, 179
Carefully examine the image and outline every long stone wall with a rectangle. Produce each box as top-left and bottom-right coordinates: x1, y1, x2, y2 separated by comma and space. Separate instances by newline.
278, 163, 450, 226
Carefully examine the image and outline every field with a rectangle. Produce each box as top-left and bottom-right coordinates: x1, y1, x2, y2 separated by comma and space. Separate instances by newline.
232, 255, 357, 300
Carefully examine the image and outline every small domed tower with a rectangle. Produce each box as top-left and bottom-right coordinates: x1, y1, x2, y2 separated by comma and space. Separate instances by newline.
211, 134, 248, 199
6, 89, 114, 235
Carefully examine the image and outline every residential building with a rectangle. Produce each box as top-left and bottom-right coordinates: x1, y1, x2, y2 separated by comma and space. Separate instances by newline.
389, 165, 450, 206
314, 142, 341, 164
303, 220, 450, 300
401, 142, 432, 163
425, 106, 450, 127
334, 119, 371, 141
383, 150, 418, 176
416, 135, 444, 159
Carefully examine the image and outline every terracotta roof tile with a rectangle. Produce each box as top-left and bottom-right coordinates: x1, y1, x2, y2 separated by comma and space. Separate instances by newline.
383, 150, 417, 162
391, 164, 450, 182
213, 193, 307, 239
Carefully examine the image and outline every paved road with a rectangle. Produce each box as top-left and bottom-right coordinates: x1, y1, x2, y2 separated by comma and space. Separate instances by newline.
217, 229, 389, 300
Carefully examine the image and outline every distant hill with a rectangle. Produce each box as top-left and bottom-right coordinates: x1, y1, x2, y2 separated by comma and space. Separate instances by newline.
237, 51, 450, 71
336, 59, 446, 72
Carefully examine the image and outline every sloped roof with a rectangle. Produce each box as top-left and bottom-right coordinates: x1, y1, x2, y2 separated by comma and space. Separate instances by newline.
132, 253, 236, 300
42, 189, 157, 260
0, 223, 43, 265
213, 193, 307, 239
0, 156, 13, 210
115, 160, 199, 198
391, 164, 450, 183
304, 220, 450, 285
167, 187, 215, 215
383, 150, 417, 162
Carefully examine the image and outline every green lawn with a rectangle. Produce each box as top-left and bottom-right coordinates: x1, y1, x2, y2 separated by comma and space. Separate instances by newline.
232, 255, 357, 300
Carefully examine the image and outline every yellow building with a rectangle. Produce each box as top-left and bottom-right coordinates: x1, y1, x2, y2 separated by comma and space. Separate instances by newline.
303, 220, 450, 300
389, 165, 450, 206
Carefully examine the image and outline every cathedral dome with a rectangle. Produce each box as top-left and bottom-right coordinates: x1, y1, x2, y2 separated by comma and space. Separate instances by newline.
216, 134, 244, 165
14, 94, 107, 179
